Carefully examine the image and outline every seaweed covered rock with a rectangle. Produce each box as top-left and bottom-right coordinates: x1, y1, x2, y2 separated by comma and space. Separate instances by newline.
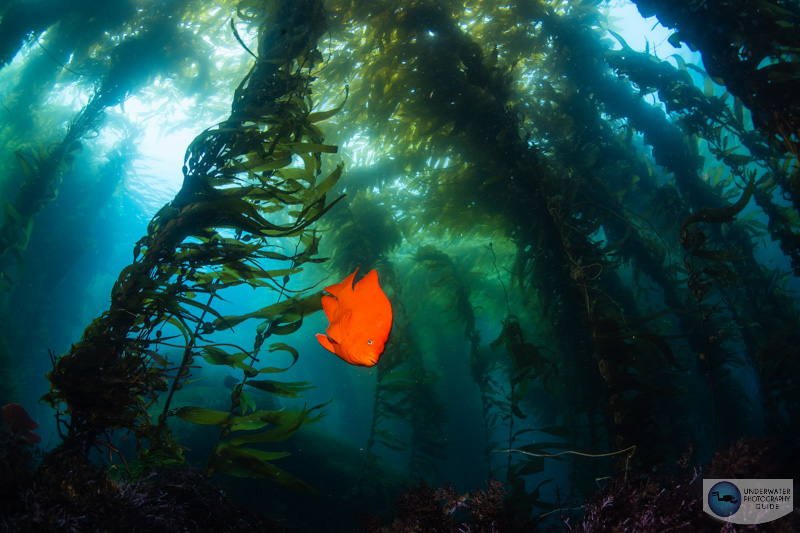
706, 438, 790, 480
358, 479, 537, 533
581, 439, 800, 532
580, 472, 709, 532
0, 432, 288, 532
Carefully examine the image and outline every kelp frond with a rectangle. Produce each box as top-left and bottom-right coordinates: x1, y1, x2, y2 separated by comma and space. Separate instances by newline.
43, 1, 341, 489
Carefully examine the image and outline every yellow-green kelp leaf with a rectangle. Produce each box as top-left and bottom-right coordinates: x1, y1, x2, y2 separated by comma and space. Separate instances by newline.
228, 409, 279, 432
314, 163, 343, 198
211, 444, 316, 492
244, 379, 314, 398
213, 292, 323, 331
229, 401, 329, 446
287, 141, 338, 154
200, 346, 249, 367
239, 389, 256, 415
257, 343, 300, 373
681, 177, 755, 229
306, 87, 347, 123
217, 442, 290, 463
172, 406, 230, 425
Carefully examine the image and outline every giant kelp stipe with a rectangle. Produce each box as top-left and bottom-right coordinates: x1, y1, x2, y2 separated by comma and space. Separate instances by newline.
1, 0, 799, 531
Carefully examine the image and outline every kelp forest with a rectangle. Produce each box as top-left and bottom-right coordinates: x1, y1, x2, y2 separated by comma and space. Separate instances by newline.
1, 0, 799, 531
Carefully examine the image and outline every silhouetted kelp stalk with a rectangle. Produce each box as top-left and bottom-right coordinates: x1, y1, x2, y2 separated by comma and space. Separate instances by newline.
679, 178, 755, 444
321, 0, 665, 503
539, 1, 797, 461
605, 15, 800, 442
629, 0, 800, 172
615, 40, 800, 441
318, 194, 450, 488
43, 0, 343, 490
489, 315, 560, 514
606, 27, 800, 353
0, 140, 79, 291
299, 0, 798, 503
349, 260, 448, 497
414, 244, 496, 477
607, 37, 800, 275
539, 0, 722, 441
165, 0, 346, 490
510, 6, 684, 482
0, 5, 219, 406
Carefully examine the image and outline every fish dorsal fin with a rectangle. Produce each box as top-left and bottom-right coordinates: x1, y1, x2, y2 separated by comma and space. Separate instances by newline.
353, 269, 378, 293
353, 269, 390, 317
325, 268, 358, 299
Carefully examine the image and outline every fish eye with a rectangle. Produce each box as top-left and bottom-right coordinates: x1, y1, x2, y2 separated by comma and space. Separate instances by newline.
367, 339, 373, 345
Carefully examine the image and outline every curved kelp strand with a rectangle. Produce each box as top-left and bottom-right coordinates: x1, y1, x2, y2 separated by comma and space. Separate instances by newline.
44, 0, 342, 491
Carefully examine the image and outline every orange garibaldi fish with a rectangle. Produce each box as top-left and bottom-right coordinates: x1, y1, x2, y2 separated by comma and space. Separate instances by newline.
316, 268, 393, 366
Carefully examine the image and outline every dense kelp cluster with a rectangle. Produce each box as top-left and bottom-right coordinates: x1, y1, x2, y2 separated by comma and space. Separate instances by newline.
35, 0, 343, 491
1, 0, 799, 529
316, 0, 800, 513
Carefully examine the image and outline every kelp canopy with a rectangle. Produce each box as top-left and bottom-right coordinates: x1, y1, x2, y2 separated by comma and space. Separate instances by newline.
1, 0, 799, 526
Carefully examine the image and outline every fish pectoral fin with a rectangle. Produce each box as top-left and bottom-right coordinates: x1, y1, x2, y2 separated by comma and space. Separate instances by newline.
326, 309, 352, 342
321, 294, 339, 320
316, 333, 337, 354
